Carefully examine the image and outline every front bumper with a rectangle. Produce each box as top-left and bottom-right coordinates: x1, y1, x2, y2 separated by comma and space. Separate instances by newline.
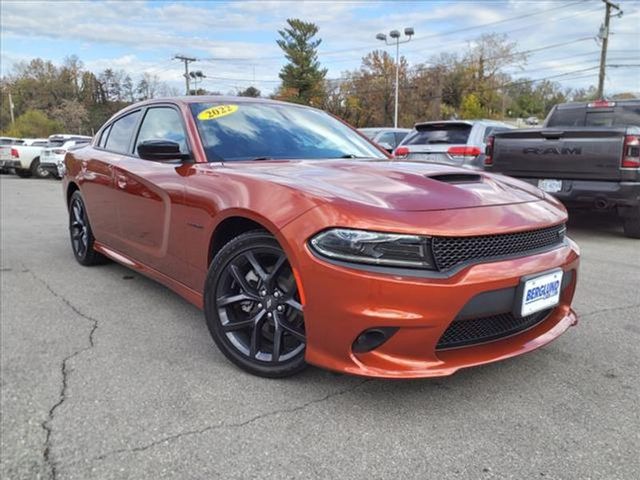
294, 236, 579, 379
519, 178, 640, 209
40, 157, 65, 177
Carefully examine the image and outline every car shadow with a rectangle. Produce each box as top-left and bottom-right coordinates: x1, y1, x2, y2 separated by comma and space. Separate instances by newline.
566, 209, 625, 239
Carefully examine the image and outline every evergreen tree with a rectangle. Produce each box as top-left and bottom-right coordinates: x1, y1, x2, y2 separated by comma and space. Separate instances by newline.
276, 18, 327, 105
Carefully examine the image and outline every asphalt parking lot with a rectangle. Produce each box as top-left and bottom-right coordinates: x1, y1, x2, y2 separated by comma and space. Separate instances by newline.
1, 176, 639, 480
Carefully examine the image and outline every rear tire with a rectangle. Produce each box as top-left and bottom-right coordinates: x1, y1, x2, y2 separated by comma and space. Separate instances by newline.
69, 191, 106, 265
204, 230, 307, 378
30, 157, 50, 178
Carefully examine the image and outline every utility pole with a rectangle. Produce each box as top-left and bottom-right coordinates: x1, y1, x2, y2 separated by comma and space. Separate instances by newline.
174, 55, 196, 95
8, 91, 15, 125
597, 0, 622, 99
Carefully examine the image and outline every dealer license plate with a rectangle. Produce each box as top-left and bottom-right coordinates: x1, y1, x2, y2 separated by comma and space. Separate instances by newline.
520, 270, 563, 316
538, 179, 562, 193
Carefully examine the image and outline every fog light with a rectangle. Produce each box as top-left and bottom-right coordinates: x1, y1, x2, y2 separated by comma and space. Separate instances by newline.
352, 327, 399, 353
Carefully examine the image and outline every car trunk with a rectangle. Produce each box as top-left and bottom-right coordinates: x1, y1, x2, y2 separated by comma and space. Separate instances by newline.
492, 127, 627, 181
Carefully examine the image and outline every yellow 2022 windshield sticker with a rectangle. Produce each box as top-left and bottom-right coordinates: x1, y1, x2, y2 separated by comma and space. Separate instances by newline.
197, 104, 238, 121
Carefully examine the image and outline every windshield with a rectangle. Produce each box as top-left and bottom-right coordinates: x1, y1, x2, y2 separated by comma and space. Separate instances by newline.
190, 102, 386, 162
403, 123, 472, 145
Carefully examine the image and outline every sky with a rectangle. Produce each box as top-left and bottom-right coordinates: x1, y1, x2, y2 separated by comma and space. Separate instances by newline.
1, 0, 639, 96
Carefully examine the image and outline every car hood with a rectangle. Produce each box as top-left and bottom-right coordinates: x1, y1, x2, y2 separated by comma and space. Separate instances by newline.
222, 159, 545, 212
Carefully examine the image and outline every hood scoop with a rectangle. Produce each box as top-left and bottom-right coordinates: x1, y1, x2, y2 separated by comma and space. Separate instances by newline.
428, 173, 483, 184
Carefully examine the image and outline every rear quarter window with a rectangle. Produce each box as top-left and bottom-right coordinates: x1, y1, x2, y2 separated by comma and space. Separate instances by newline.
105, 111, 141, 154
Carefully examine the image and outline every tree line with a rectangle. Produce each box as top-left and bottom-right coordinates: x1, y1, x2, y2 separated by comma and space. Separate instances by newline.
1, 19, 634, 138
0, 56, 180, 137
274, 19, 630, 127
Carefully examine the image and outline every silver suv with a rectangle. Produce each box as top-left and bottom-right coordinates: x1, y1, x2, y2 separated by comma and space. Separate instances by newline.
394, 120, 514, 169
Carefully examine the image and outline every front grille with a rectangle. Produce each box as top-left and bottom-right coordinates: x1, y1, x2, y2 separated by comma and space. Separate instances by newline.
436, 309, 551, 350
431, 224, 565, 271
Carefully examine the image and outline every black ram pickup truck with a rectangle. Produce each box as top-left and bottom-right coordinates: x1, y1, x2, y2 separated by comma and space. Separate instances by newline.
485, 99, 640, 238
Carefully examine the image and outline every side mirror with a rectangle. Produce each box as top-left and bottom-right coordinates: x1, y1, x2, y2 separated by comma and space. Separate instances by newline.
378, 142, 393, 153
137, 140, 190, 161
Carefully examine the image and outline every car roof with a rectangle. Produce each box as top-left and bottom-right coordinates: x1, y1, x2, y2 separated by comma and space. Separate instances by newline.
359, 127, 411, 132
414, 119, 512, 128
137, 95, 298, 107
105, 95, 328, 129
48, 134, 92, 140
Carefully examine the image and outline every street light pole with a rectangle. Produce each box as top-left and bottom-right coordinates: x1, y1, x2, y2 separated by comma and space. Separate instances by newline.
394, 37, 400, 129
376, 27, 414, 128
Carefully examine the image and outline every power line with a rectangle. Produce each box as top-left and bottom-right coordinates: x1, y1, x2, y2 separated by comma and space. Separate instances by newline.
193, 35, 600, 87
198, 0, 586, 64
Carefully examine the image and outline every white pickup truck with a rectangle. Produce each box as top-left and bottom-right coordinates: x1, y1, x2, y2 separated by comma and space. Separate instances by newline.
0, 138, 50, 178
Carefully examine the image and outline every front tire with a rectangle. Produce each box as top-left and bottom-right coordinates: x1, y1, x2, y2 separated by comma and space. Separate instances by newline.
69, 191, 105, 265
204, 230, 307, 378
30, 158, 50, 178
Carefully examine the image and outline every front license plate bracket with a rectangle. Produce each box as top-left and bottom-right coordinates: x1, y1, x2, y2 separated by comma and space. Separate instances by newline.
513, 268, 563, 318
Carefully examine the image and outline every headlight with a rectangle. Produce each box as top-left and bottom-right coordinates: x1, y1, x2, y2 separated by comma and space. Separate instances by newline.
309, 228, 435, 269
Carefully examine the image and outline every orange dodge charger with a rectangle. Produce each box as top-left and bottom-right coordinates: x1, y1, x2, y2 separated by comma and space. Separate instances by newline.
63, 97, 579, 378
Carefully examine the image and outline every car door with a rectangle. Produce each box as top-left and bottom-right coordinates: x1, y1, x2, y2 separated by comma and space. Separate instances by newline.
113, 105, 190, 279
81, 111, 141, 248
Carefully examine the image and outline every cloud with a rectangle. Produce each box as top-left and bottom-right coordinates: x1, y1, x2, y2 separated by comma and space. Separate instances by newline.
1, 0, 638, 94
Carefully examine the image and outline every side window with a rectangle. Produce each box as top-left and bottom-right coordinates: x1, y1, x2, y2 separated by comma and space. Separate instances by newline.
105, 111, 141, 154
135, 107, 188, 156
378, 131, 396, 147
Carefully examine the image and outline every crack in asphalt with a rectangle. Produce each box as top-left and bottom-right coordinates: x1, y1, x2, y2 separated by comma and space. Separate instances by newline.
27, 268, 99, 480
578, 303, 640, 319
89, 378, 373, 464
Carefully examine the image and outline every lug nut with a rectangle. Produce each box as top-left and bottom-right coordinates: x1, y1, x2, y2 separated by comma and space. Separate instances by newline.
258, 303, 263, 308
274, 291, 280, 298
267, 312, 272, 318
260, 289, 267, 297
277, 305, 284, 312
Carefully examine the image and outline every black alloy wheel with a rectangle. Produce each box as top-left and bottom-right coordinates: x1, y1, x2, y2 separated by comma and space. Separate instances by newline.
205, 230, 307, 377
68, 191, 104, 266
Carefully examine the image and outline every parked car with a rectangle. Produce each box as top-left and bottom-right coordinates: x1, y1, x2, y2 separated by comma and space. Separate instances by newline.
0, 136, 25, 145
0, 137, 24, 173
358, 127, 411, 152
63, 96, 579, 379
485, 99, 640, 238
40, 134, 92, 178
0, 138, 50, 178
525, 116, 540, 126
393, 120, 514, 169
